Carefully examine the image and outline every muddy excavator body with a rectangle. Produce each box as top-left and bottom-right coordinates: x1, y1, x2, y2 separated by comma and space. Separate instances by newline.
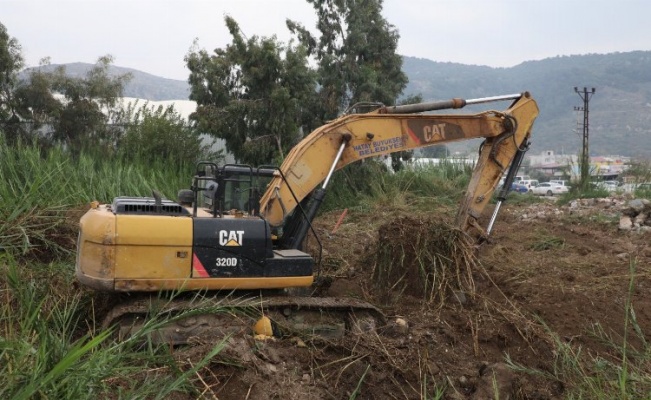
76, 93, 539, 342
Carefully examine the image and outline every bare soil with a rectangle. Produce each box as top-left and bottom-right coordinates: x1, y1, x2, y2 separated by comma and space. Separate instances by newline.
181, 197, 651, 399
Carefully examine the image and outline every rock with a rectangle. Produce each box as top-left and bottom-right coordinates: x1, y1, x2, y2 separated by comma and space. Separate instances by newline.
628, 199, 646, 214
634, 212, 648, 225
264, 347, 282, 364
262, 363, 277, 374
395, 317, 409, 330
476, 362, 516, 399
458, 375, 472, 389
619, 216, 633, 231
383, 317, 410, 336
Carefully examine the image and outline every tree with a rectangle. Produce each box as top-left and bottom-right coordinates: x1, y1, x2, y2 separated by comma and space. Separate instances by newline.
390, 94, 422, 170
48, 56, 132, 156
117, 102, 221, 165
287, 0, 408, 122
0, 22, 23, 112
12, 60, 62, 144
0, 22, 25, 141
7, 55, 131, 155
186, 17, 318, 165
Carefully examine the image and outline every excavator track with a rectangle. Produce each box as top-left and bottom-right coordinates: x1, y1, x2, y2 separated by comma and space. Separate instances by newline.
101, 294, 386, 345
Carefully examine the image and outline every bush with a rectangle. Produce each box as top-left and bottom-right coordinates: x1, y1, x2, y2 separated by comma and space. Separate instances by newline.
117, 102, 222, 165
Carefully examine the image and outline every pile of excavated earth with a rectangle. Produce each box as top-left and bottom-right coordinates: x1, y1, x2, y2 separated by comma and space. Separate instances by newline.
172, 195, 651, 399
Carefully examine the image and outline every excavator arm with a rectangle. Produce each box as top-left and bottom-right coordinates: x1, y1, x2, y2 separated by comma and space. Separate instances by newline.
259, 92, 539, 239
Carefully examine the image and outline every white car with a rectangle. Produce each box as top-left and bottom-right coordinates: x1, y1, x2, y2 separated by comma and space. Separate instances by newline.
531, 182, 569, 196
550, 180, 571, 189
519, 179, 539, 191
596, 181, 621, 192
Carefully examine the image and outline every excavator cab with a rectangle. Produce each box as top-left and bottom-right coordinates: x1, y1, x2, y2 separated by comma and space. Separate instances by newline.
187, 162, 276, 217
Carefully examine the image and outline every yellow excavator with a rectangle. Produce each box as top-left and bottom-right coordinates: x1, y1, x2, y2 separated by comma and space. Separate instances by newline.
76, 92, 539, 342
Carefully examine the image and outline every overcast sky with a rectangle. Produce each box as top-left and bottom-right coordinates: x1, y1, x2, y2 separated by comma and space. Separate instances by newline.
3, 0, 650, 80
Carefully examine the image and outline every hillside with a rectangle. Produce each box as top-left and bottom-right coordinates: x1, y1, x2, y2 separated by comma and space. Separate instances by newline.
29, 51, 651, 158
21, 63, 191, 101
402, 52, 651, 158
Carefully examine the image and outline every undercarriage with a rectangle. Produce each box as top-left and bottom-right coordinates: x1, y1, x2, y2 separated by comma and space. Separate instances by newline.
101, 292, 386, 345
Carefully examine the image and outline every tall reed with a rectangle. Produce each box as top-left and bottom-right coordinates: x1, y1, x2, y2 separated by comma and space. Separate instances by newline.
0, 140, 192, 257
0, 257, 227, 399
321, 159, 474, 212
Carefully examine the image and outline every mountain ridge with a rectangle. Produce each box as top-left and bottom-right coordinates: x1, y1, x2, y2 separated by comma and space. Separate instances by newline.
22, 62, 191, 101
25, 50, 651, 157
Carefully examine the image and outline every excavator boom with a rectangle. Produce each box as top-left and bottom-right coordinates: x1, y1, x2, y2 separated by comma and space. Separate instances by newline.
260, 92, 539, 238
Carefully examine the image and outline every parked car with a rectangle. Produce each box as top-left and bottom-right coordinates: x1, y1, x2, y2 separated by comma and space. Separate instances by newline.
498, 181, 532, 193
596, 180, 621, 192
549, 180, 571, 188
519, 179, 539, 191
509, 183, 529, 193
531, 182, 569, 196
500, 175, 531, 188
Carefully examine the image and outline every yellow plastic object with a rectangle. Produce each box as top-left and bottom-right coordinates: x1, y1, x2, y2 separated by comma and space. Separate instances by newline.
253, 316, 274, 337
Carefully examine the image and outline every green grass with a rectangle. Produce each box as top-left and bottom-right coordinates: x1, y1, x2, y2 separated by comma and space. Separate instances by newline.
634, 188, 651, 200
0, 256, 229, 399
528, 232, 566, 251
0, 139, 225, 398
498, 191, 541, 206
322, 159, 474, 213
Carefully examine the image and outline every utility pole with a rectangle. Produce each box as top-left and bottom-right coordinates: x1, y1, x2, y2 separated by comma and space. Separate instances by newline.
574, 87, 596, 189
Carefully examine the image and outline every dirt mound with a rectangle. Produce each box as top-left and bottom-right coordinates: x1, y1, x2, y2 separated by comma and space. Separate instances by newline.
371, 216, 478, 308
